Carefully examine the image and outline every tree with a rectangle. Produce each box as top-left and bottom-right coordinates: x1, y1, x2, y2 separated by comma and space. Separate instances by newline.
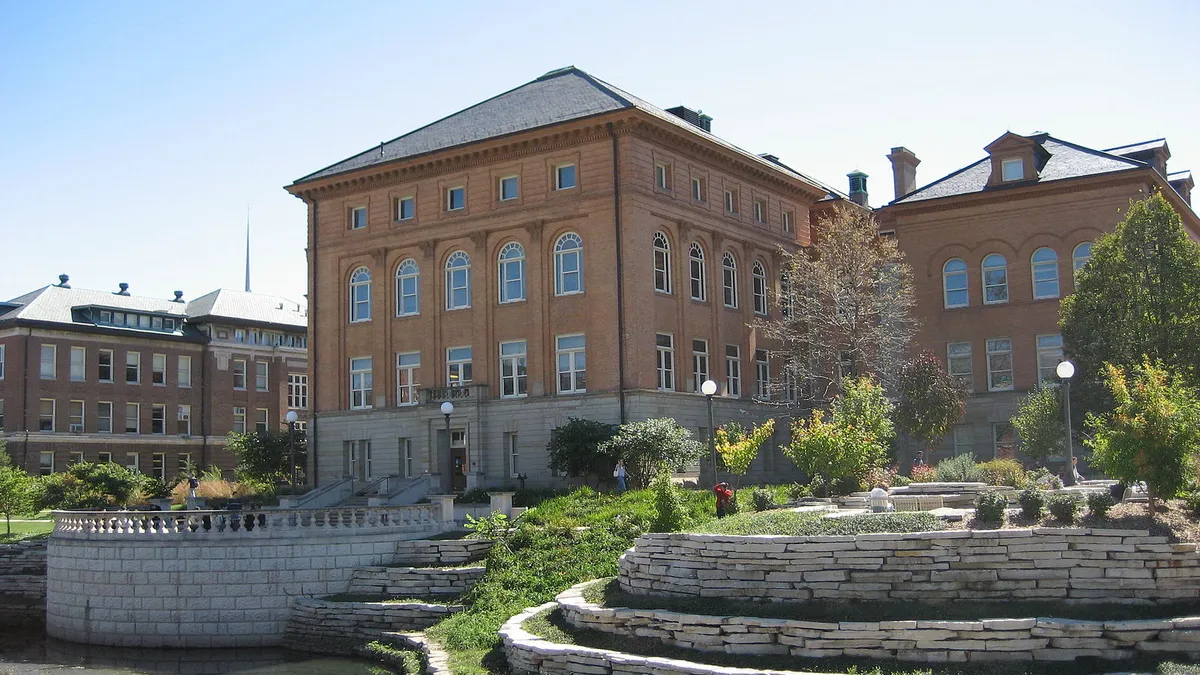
38, 461, 143, 510
782, 376, 894, 486
228, 429, 308, 485
715, 419, 776, 495
599, 418, 704, 489
1087, 361, 1200, 513
546, 418, 620, 486
1010, 386, 1064, 461
759, 204, 917, 402
894, 350, 966, 449
0, 445, 37, 535
1061, 192, 1200, 416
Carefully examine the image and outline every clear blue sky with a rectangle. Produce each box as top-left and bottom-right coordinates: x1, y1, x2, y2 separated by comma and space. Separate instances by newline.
2, 1, 1196, 305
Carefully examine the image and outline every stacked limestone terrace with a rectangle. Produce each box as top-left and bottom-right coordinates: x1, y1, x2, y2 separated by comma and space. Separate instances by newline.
0, 539, 48, 620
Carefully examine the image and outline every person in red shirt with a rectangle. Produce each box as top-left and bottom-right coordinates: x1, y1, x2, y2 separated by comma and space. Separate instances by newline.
714, 482, 734, 518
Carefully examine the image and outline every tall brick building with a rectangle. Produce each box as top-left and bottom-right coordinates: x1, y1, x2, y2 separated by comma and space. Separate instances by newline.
287, 67, 851, 492
877, 132, 1197, 464
0, 278, 308, 478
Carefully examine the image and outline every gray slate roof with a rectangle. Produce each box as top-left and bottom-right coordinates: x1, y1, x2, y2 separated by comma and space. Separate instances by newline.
1105, 139, 1168, 156
186, 289, 307, 329
892, 135, 1146, 205
293, 67, 838, 198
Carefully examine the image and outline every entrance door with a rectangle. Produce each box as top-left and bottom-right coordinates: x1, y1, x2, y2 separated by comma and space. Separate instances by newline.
451, 430, 467, 491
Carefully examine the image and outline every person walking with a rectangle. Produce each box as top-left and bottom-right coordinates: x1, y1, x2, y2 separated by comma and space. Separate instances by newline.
614, 459, 627, 493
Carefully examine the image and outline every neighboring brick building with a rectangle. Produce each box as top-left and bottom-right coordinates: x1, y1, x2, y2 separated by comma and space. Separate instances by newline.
877, 132, 1198, 464
0, 279, 308, 479
287, 67, 851, 492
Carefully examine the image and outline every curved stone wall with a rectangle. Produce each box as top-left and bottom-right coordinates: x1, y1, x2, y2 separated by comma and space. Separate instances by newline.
282, 596, 463, 650
618, 528, 1200, 604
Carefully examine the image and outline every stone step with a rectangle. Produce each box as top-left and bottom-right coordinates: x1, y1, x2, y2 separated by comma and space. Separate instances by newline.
282, 596, 464, 652
347, 565, 486, 597
392, 537, 492, 566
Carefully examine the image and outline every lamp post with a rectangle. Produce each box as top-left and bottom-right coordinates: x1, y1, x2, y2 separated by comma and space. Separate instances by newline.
440, 401, 454, 493
1057, 360, 1076, 486
285, 410, 298, 490
701, 379, 718, 487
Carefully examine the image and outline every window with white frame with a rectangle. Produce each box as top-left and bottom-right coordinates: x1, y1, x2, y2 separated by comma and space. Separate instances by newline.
40, 345, 56, 379
152, 353, 166, 385
688, 243, 706, 301
446, 186, 465, 211
943, 258, 969, 308
556, 334, 586, 393
400, 437, 414, 478
1031, 247, 1060, 299
498, 242, 526, 303
0, 399, 5, 431
447, 347, 472, 387
255, 361, 269, 391
752, 261, 767, 315
986, 338, 1013, 391
97, 349, 112, 382
554, 233, 583, 295
255, 408, 269, 434
555, 163, 576, 190
507, 433, 520, 477
754, 199, 765, 223
37, 398, 55, 431
70, 346, 85, 381
724, 188, 739, 214
653, 232, 671, 293
396, 259, 420, 316
656, 334, 675, 391
125, 402, 139, 433
395, 353, 419, 405
782, 210, 793, 234
1001, 158, 1024, 181
350, 206, 367, 230
125, 351, 140, 384
288, 374, 309, 409
396, 195, 415, 221
125, 452, 140, 474
178, 405, 191, 435
69, 451, 84, 466
692, 339, 709, 393
151, 453, 166, 480
39, 451, 53, 476
1036, 334, 1064, 385
1072, 242, 1092, 284
349, 357, 373, 409
151, 404, 166, 434
177, 453, 191, 473
499, 175, 519, 201
691, 176, 705, 202
97, 402, 112, 433
722, 252, 738, 308
445, 251, 471, 310
178, 356, 192, 388
655, 162, 672, 190
232, 406, 246, 433
725, 345, 741, 396
69, 400, 84, 432
98, 451, 112, 464
947, 342, 973, 391
982, 254, 1009, 304
755, 350, 770, 399
232, 359, 246, 390
349, 267, 372, 322
0, 344, 5, 380
499, 341, 527, 398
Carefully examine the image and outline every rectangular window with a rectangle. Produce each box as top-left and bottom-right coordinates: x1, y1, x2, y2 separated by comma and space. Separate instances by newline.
151, 453, 166, 480
349, 357, 373, 409
507, 432, 520, 478
152, 353, 167, 385
235, 329, 246, 343
839, 351, 856, 379
125, 452, 140, 474
396, 195, 415, 221
97, 402, 112, 433
39, 452, 54, 477
691, 176, 705, 202
655, 162, 672, 190
986, 338, 1014, 392
953, 425, 973, 456
255, 408, 269, 434
39, 398, 55, 432
400, 437, 413, 478
1036, 334, 1064, 385
125, 402, 140, 433
499, 341, 527, 398
783, 210, 794, 234
395, 354, 419, 406
151, 404, 166, 434
755, 350, 770, 399
126, 351, 141, 384
993, 423, 1017, 459
692, 339, 709, 393
447, 347, 472, 387
233, 359, 246, 390
656, 333, 675, 391
40, 344, 56, 379
724, 188, 739, 214
0, 344, 5, 379
98, 451, 112, 464
446, 186, 465, 211
288, 374, 309, 409
499, 175, 519, 201
947, 342, 973, 391
1001, 158, 1024, 181
350, 206, 367, 229
255, 360, 269, 391
0, 399, 4, 431
178, 356, 192, 388
178, 405, 191, 435
725, 345, 741, 397
98, 349, 113, 382
555, 163, 577, 190
69, 451, 84, 466
754, 199, 765, 223
69, 400, 84, 432
178, 452, 191, 474
70, 346, 86, 381
232, 407, 246, 433
556, 334, 586, 394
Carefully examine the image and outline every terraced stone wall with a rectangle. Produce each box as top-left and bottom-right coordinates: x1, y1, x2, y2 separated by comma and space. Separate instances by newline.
0, 539, 47, 619
347, 565, 485, 596
282, 597, 462, 653
393, 538, 492, 565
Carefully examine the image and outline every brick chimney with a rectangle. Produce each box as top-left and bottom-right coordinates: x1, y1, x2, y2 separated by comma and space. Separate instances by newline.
847, 171, 869, 207
887, 147, 921, 201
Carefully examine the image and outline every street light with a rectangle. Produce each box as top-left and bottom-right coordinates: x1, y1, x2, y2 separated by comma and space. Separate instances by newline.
701, 379, 718, 487
1057, 360, 1076, 486
440, 401, 454, 493
285, 410, 299, 491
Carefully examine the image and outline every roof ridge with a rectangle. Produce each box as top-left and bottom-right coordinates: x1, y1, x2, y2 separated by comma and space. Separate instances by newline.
571, 70, 635, 109
890, 157, 990, 205
1043, 135, 1147, 168
1104, 138, 1168, 152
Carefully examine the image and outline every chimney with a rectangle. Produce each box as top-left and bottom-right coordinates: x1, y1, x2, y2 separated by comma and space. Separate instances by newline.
172, 291, 185, 303
847, 171, 869, 207
115, 283, 130, 296
665, 106, 712, 133
887, 147, 921, 201
56, 274, 70, 288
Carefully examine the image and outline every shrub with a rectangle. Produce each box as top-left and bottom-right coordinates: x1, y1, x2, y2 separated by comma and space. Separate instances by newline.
716, 420, 776, 493
1047, 493, 1082, 523
455, 488, 491, 504
464, 512, 511, 540
831, 476, 864, 496
546, 417, 620, 486
1018, 487, 1046, 520
978, 459, 1026, 488
909, 464, 937, 483
600, 418, 704, 489
1087, 492, 1115, 520
1185, 491, 1200, 517
786, 482, 811, 502
750, 488, 774, 512
974, 491, 1008, 524
935, 453, 984, 483
807, 474, 829, 498
1049, 475, 1064, 490
865, 465, 899, 489
1026, 467, 1052, 487
650, 472, 687, 532
782, 377, 893, 487
892, 475, 912, 486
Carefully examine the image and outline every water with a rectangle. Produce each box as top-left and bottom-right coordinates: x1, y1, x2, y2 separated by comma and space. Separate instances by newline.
0, 623, 397, 675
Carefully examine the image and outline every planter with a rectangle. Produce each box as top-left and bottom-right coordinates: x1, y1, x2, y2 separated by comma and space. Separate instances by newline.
185, 496, 207, 510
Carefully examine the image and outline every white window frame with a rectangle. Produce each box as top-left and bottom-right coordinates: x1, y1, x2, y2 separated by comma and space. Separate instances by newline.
1001, 158, 1024, 181
125, 452, 140, 474
507, 433, 520, 478
151, 404, 166, 435
98, 349, 113, 382
1031, 247, 1060, 300
178, 405, 192, 436
151, 452, 166, 480
782, 210, 793, 234
947, 342, 973, 392
554, 233, 583, 296
233, 359, 247, 390
986, 338, 1014, 392
982, 254, 1009, 305
396, 195, 415, 221
97, 402, 113, 434
0, 344, 5, 380
446, 186, 465, 211
943, 258, 969, 308
498, 242, 526, 304
692, 339, 709, 393
232, 406, 247, 433
349, 267, 372, 322
70, 346, 85, 382
396, 259, 420, 316
37, 398, 55, 432
255, 360, 269, 392
754, 199, 765, 223
69, 399, 84, 432
755, 350, 770, 400
724, 188, 738, 214
655, 162, 671, 190
445, 250, 471, 310
556, 334, 586, 394
39, 451, 54, 476
396, 353, 420, 406
125, 402, 140, 434
722, 252, 739, 309
350, 206, 367, 229
498, 175, 519, 201
152, 353, 167, 385
126, 351, 141, 384
447, 346, 472, 388
1036, 334, 1064, 386
656, 333, 675, 391
688, 243, 706, 302
255, 408, 269, 434
691, 176, 705, 202
349, 357, 373, 410
752, 261, 768, 315
725, 345, 741, 397
1072, 242, 1092, 285
555, 163, 577, 190
400, 437, 414, 478
40, 344, 56, 380
499, 340, 527, 399
653, 232, 672, 294
288, 374, 309, 409
178, 355, 192, 388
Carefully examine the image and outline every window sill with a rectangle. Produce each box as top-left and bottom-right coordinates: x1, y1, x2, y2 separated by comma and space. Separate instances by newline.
553, 290, 585, 298
445, 306, 472, 312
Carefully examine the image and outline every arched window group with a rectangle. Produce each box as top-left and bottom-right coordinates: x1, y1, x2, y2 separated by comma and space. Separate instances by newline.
554, 233, 583, 295
498, 242, 525, 303
943, 258, 968, 308
1031, 247, 1059, 299
396, 259, 419, 316
445, 251, 471, 310
349, 267, 372, 322
982, 253, 1009, 304
941, 241, 1094, 308
653, 232, 672, 293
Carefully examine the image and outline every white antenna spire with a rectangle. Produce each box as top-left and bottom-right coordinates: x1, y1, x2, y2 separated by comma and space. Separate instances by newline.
244, 207, 251, 293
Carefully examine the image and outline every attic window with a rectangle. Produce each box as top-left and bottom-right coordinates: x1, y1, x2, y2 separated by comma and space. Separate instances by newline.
1001, 158, 1024, 182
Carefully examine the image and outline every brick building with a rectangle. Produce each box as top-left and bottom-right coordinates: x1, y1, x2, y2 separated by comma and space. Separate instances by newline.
287, 67, 851, 492
0, 278, 309, 479
877, 132, 1197, 464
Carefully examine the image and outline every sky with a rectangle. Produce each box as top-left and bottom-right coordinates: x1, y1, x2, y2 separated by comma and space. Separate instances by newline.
1, 1, 1196, 305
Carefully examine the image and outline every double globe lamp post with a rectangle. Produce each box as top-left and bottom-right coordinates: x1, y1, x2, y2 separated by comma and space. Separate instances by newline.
701, 379, 719, 487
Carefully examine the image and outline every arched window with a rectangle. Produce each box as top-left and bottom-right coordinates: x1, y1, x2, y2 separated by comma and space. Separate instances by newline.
554, 233, 583, 295
780, 270, 793, 319
752, 261, 767, 315
349, 267, 371, 322
1031, 247, 1059, 299
1072, 242, 1093, 285
722, 252, 738, 308
982, 253, 1009, 304
943, 258, 968, 308
653, 232, 671, 293
498, 242, 525, 303
395, 259, 419, 317
445, 251, 471, 310
689, 243, 706, 301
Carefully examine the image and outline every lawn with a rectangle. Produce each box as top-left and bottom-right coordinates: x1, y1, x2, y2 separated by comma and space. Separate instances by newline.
0, 519, 53, 543
692, 508, 943, 536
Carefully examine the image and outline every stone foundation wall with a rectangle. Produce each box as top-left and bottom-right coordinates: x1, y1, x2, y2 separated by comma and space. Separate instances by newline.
393, 538, 492, 565
0, 539, 47, 619
347, 565, 485, 596
282, 597, 462, 651
619, 528, 1200, 604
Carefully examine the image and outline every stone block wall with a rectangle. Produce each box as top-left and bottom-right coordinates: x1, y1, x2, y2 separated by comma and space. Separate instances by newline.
393, 538, 492, 566
618, 529, 1200, 604
282, 596, 463, 652
347, 565, 485, 597
0, 539, 47, 619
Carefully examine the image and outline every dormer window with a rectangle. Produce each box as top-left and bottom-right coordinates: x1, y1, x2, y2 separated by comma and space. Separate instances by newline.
1001, 158, 1024, 182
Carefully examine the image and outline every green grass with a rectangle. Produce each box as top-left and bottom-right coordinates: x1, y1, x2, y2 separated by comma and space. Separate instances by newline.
518, 485, 715, 530
362, 641, 422, 674
322, 593, 459, 605
0, 519, 53, 542
691, 509, 944, 536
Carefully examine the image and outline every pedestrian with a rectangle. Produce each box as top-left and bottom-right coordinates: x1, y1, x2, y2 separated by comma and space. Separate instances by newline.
187, 475, 199, 499
614, 459, 627, 492
1071, 457, 1085, 483
714, 482, 733, 518
913, 451, 925, 467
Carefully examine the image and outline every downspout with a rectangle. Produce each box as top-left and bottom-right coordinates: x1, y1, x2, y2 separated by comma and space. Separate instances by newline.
199, 337, 209, 469
608, 122, 627, 423
21, 332, 29, 468
309, 197, 319, 485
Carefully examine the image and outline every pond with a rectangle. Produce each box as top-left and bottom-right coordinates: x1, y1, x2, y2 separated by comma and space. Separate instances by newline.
0, 623, 396, 675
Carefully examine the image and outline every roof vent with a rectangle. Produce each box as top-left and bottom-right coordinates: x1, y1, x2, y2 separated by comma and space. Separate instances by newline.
759, 153, 780, 163
57, 274, 70, 288
115, 283, 130, 296
172, 291, 185, 303
665, 106, 712, 133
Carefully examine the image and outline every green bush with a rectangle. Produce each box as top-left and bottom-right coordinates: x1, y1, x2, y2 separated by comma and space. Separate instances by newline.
935, 453, 983, 483
1047, 493, 1082, 523
974, 491, 1008, 524
892, 475, 912, 487
807, 474, 829, 498
786, 482, 811, 502
696, 510, 942, 536
750, 488, 774, 512
1018, 487, 1046, 520
1185, 491, 1200, 517
600, 418, 704, 489
1087, 492, 1115, 520
455, 488, 491, 504
650, 472, 688, 532
830, 476, 864, 496
978, 459, 1026, 488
